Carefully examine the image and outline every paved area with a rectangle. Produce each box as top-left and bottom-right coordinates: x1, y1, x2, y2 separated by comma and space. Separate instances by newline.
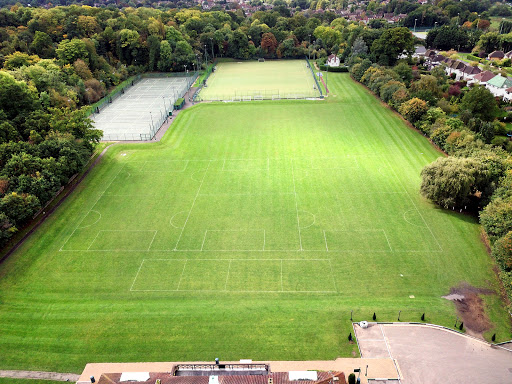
93, 76, 193, 141
354, 323, 512, 383
78, 359, 398, 384
0, 370, 79, 381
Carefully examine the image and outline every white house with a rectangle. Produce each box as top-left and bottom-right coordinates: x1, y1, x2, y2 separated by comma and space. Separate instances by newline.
326, 54, 340, 67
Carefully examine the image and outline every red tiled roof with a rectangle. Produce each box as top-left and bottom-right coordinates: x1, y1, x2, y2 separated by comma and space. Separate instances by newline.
473, 70, 496, 83
97, 372, 346, 384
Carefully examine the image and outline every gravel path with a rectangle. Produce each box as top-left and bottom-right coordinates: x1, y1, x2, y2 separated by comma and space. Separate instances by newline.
0, 370, 79, 381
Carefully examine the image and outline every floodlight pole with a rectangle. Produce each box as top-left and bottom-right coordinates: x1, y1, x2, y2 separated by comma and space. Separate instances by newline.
204, 44, 208, 66
308, 34, 311, 61
210, 37, 214, 59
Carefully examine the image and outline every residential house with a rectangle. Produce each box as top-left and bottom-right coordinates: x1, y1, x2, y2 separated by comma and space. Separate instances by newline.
486, 75, 512, 97
488, 50, 505, 60
445, 60, 467, 80
462, 65, 481, 81
413, 46, 427, 58
468, 70, 496, 86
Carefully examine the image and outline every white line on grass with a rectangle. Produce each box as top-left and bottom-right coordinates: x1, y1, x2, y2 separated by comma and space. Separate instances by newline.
328, 259, 338, 293
169, 211, 187, 229
201, 230, 208, 251
280, 260, 284, 291
176, 259, 188, 291
87, 231, 102, 250
290, 158, 303, 251
60, 164, 126, 251
382, 229, 393, 252
298, 211, 316, 229
130, 259, 145, 291
323, 230, 329, 252
383, 157, 443, 252
174, 161, 211, 250
224, 260, 232, 291
76, 210, 102, 229
147, 230, 158, 251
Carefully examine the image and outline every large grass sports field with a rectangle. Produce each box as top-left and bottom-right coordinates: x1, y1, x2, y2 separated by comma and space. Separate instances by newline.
0, 73, 510, 373
198, 59, 319, 100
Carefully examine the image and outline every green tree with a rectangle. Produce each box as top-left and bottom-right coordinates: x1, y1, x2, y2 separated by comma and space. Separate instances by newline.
147, 35, 161, 72
371, 27, 414, 66
3, 51, 40, 70
0, 72, 38, 120
0, 212, 15, 247
0, 192, 40, 226
393, 62, 412, 84
56, 38, 89, 65
481, 197, 512, 240
157, 40, 172, 72
492, 231, 512, 271
420, 157, 489, 208
30, 31, 55, 58
460, 86, 498, 122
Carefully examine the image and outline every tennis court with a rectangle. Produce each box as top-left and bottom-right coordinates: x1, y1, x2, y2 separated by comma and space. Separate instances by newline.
197, 60, 321, 101
92, 76, 193, 141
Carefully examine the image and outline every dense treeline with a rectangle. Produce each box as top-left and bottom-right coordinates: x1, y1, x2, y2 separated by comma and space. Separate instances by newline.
0, 68, 101, 247
346, 29, 512, 312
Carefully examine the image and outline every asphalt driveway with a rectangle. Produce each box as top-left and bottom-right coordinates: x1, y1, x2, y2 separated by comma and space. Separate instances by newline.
354, 323, 512, 383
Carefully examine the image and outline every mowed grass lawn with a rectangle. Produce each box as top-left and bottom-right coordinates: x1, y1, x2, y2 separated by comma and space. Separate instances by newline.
198, 59, 318, 100
0, 73, 510, 373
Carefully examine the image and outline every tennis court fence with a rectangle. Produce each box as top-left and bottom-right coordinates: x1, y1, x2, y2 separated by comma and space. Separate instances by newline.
92, 71, 199, 142
90, 71, 199, 117
194, 88, 320, 102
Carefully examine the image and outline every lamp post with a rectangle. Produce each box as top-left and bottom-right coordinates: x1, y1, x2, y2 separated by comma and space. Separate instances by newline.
210, 37, 214, 59
434, 21, 438, 28
414, 18, 417, 33
204, 44, 208, 66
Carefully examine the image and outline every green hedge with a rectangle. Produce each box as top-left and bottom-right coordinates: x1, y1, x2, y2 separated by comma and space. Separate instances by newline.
466, 54, 482, 62
319, 64, 349, 72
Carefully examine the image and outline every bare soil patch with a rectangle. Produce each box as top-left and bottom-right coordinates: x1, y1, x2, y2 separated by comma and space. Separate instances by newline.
443, 282, 494, 338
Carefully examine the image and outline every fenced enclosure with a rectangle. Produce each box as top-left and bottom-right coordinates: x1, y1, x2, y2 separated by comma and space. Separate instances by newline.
196, 59, 321, 102
91, 72, 197, 141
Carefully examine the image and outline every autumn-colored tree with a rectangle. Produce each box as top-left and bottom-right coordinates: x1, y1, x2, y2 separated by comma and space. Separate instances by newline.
398, 97, 428, 123
261, 32, 278, 56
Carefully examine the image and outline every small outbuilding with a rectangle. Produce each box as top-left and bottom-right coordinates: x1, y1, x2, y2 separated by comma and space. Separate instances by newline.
326, 54, 340, 67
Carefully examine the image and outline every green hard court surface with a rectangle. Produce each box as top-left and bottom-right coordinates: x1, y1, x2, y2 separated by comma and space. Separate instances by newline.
198, 59, 319, 100
0, 73, 510, 374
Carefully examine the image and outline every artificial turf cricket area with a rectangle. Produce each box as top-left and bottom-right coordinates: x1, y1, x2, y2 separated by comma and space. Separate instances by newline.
0, 72, 510, 374
197, 59, 320, 101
